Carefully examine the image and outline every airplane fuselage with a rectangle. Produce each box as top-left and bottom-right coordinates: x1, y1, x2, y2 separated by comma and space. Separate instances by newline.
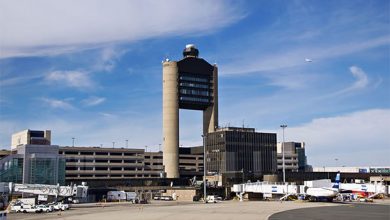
306, 188, 338, 198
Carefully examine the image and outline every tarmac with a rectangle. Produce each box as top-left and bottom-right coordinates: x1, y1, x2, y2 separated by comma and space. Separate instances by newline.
9, 200, 390, 220
269, 203, 390, 220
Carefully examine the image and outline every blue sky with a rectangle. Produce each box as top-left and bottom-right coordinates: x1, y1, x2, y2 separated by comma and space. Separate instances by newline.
0, 0, 389, 166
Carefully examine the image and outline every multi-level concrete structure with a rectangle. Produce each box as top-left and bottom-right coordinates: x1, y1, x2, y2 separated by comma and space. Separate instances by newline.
277, 142, 307, 172
11, 129, 51, 150
162, 44, 218, 178
59, 146, 203, 181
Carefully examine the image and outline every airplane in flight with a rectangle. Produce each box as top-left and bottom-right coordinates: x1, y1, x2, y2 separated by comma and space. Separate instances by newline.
305, 172, 341, 202
305, 58, 313, 62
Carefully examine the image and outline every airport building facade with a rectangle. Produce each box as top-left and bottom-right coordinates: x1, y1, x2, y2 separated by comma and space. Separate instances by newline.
205, 127, 277, 177
277, 142, 308, 172
0, 144, 65, 185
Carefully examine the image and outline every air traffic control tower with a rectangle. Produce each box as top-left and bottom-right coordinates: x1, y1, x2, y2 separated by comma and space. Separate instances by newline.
162, 44, 218, 178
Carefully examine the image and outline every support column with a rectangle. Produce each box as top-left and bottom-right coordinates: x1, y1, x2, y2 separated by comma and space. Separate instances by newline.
162, 61, 179, 178
203, 65, 218, 134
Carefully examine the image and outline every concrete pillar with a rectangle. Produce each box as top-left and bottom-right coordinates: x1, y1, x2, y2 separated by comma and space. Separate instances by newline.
203, 65, 218, 134
162, 61, 180, 178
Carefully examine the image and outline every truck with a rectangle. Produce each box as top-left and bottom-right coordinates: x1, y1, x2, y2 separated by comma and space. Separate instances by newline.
17, 198, 35, 207
107, 191, 127, 202
126, 192, 138, 203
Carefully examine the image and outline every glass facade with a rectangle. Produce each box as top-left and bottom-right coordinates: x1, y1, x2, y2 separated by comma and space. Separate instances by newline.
206, 129, 277, 175
178, 72, 213, 110
29, 158, 66, 185
0, 158, 23, 183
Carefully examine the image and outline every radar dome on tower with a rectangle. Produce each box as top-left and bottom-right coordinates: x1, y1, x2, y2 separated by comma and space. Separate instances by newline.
183, 44, 199, 58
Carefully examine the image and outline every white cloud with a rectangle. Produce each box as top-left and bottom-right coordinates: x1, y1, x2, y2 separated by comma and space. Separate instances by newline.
322, 66, 370, 98
41, 97, 74, 110
0, 74, 42, 87
0, 0, 244, 58
349, 66, 369, 90
82, 96, 106, 107
286, 109, 390, 166
45, 70, 94, 89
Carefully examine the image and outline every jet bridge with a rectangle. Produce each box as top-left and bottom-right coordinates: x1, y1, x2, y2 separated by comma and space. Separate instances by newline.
232, 182, 298, 201
1, 182, 88, 198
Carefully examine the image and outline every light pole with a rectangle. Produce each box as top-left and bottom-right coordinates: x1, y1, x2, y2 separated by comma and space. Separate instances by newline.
145, 145, 148, 152
126, 140, 128, 148
112, 142, 115, 148
280, 124, 287, 184
202, 134, 207, 203
72, 137, 75, 147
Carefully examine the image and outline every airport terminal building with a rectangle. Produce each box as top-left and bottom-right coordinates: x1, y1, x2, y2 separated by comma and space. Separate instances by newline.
206, 127, 277, 177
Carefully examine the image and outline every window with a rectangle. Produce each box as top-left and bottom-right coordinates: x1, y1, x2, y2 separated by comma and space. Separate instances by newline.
179, 97, 209, 102
180, 89, 209, 96
179, 82, 209, 89
179, 75, 209, 83
96, 159, 108, 163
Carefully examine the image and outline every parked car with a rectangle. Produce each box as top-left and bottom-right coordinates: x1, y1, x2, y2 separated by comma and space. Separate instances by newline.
35, 205, 51, 213
52, 202, 69, 211
21, 206, 39, 213
161, 196, 173, 201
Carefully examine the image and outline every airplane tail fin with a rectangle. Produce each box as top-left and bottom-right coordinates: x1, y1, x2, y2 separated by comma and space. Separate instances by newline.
332, 172, 340, 189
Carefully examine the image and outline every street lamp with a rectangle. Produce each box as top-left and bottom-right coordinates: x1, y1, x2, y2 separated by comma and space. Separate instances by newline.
112, 142, 115, 148
201, 134, 207, 203
126, 140, 128, 148
280, 124, 287, 184
72, 137, 75, 147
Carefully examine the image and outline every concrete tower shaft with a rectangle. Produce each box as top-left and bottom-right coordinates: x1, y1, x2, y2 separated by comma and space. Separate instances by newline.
203, 65, 218, 134
162, 61, 180, 178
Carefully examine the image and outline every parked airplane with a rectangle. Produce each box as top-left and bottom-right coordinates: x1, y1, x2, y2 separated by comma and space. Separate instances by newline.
305, 172, 340, 202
